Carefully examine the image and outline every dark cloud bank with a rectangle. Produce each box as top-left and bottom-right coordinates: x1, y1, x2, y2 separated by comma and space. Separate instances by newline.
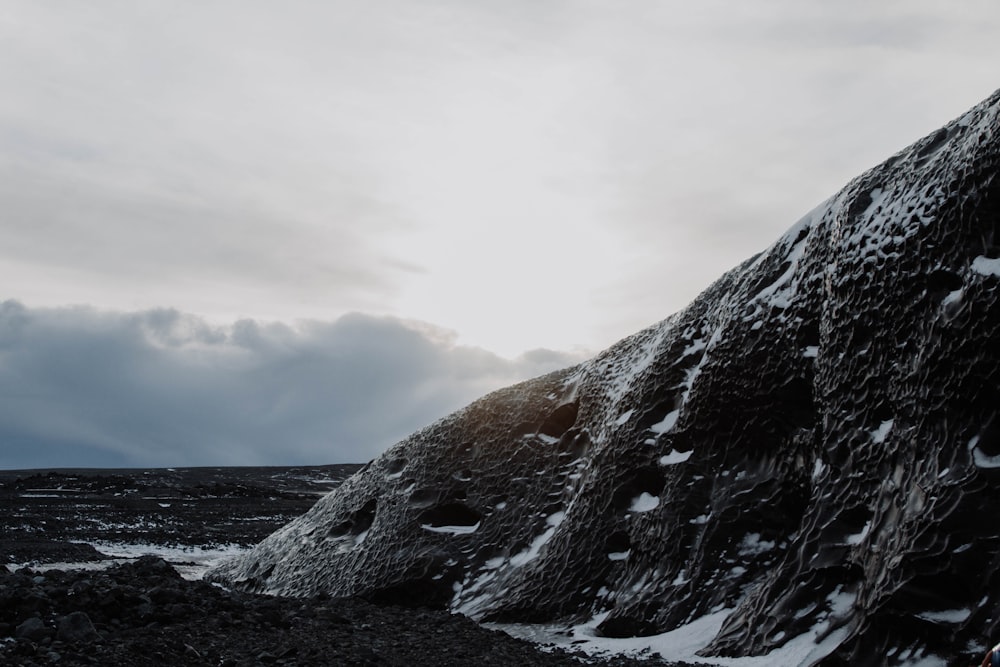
0, 301, 584, 469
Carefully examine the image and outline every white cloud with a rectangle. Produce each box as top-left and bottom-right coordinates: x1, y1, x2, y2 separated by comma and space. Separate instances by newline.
0, 301, 584, 469
1, 1, 999, 357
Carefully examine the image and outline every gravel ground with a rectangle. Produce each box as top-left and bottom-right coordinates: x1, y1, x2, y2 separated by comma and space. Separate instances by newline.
0, 467, 709, 667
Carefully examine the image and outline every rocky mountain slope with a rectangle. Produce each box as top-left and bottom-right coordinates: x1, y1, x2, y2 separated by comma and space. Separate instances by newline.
208, 88, 1000, 666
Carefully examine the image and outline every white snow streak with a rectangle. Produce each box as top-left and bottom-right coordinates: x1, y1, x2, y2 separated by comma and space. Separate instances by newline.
972, 255, 1000, 277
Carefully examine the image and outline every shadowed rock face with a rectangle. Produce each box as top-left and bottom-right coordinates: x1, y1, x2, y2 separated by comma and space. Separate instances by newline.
208, 88, 1000, 665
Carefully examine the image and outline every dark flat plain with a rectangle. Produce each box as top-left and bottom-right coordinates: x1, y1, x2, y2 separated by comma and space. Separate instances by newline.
0, 465, 362, 564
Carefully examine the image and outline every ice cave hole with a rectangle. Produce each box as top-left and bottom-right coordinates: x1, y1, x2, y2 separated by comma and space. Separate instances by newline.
329, 498, 377, 538
418, 502, 482, 528
538, 401, 580, 438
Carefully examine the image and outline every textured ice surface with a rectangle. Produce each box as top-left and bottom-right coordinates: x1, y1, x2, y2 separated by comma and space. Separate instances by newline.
209, 88, 1000, 665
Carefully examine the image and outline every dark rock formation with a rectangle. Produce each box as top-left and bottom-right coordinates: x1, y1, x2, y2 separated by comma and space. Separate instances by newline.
56, 611, 99, 644
208, 88, 1000, 666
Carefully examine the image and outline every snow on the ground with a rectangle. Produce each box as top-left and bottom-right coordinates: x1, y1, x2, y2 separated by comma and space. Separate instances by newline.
16, 542, 250, 581
492, 606, 851, 667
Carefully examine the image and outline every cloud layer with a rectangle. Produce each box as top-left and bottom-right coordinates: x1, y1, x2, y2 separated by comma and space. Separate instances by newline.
0, 301, 583, 469
2, 2, 999, 356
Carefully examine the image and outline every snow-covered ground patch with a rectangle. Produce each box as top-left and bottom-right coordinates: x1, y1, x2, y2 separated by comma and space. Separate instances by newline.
629, 492, 660, 513
660, 449, 693, 465
649, 410, 679, 435
16, 542, 250, 581
491, 606, 851, 667
870, 419, 894, 444
972, 255, 1000, 277
421, 522, 481, 535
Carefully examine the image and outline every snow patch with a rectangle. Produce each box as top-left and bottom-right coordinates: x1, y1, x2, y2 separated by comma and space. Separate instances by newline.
421, 522, 481, 535
942, 289, 963, 307
629, 492, 660, 513
508, 511, 566, 568
493, 603, 850, 667
845, 521, 871, 546
972, 255, 1000, 277
870, 419, 894, 444
615, 409, 635, 426
650, 410, 679, 434
916, 608, 972, 623
682, 338, 706, 357
660, 449, 692, 465
738, 533, 776, 557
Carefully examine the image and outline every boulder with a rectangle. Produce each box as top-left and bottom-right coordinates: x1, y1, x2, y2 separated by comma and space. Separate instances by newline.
56, 611, 100, 644
15, 616, 51, 642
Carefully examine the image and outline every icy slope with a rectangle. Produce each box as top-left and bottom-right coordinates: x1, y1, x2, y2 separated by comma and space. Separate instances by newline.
209, 88, 1000, 666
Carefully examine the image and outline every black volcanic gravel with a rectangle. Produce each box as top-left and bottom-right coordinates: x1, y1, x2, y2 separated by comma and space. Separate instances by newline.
0, 557, 698, 667
0, 467, 711, 666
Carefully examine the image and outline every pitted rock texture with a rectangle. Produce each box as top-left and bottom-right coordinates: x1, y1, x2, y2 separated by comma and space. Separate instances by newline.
208, 88, 1000, 666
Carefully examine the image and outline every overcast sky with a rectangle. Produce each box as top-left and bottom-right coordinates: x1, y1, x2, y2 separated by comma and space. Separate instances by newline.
2, 1, 1000, 468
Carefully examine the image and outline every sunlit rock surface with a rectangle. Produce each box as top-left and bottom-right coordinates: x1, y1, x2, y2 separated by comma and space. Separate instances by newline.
209, 88, 1000, 665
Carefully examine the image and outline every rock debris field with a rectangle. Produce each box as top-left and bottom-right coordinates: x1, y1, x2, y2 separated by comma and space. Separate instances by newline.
0, 466, 696, 667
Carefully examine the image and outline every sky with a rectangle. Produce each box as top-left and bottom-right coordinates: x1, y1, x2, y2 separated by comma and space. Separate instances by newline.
2, 1, 1000, 468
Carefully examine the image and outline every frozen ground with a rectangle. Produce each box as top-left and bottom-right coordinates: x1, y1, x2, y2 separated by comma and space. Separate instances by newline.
16, 541, 249, 581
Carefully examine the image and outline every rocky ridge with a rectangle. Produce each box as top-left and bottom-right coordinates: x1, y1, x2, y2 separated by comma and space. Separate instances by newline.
209, 88, 1000, 666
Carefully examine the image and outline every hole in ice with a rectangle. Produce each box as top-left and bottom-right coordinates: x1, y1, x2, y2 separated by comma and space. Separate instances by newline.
385, 457, 408, 475
538, 402, 579, 438
973, 413, 1000, 458
915, 127, 951, 159
636, 399, 679, 432
605, 530, 631, 556
557, 428, 591, 460
926, 268, 962, 293
408, 488, 439, 509
773, 375, 815, 430
850, 323, 873, 352
796, 320, 820, 350
329, 498, 377, 538
418, 502, 482, 529
660, 449, 692, 465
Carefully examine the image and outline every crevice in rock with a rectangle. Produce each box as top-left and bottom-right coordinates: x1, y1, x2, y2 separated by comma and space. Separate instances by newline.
538, 402, 579, 438
418, 502, 482, 528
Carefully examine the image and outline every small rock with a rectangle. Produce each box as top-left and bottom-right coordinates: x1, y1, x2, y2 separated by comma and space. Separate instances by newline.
56, 611, 99, 644
15, 617, 51, 641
